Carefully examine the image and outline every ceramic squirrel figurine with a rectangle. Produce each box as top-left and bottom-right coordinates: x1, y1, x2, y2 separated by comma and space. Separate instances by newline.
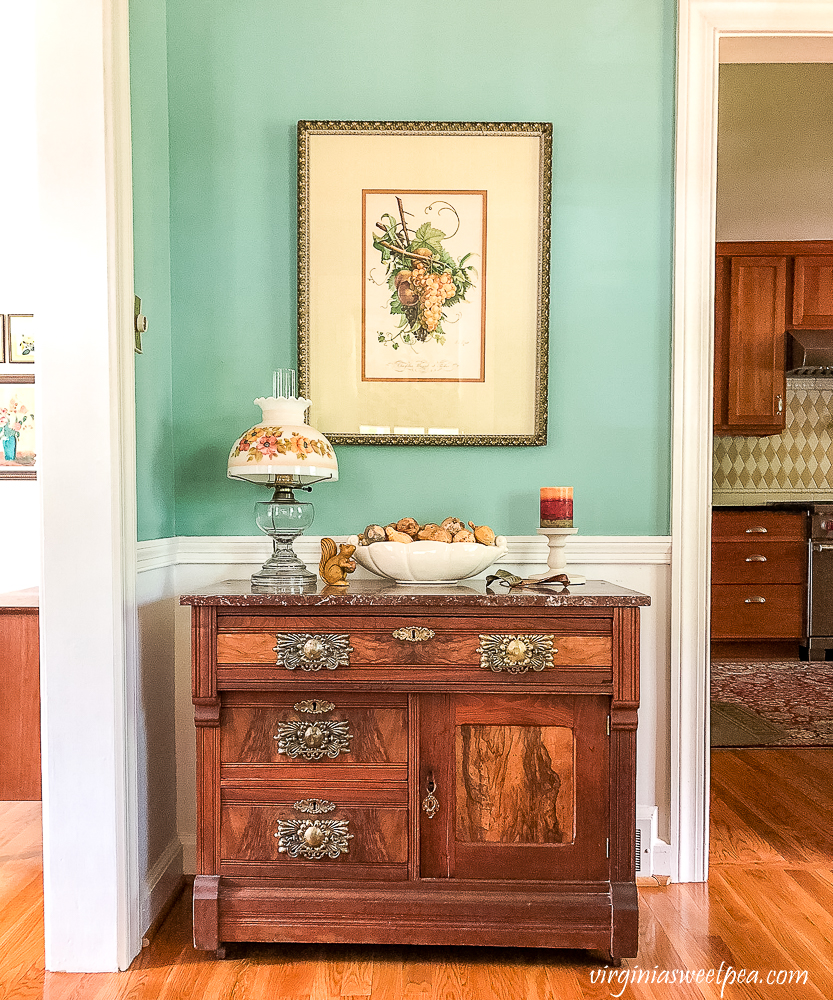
319, 537, 357, 587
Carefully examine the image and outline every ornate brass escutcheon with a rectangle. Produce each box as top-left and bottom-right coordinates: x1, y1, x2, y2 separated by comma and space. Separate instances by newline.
476, 634, 557, 674
274, 719, 353, 760
293, 798, 336, 814
422, 773, 439, 819
293, 698, 336, 715
274, 633, 353, 671
275, 817, 353, 859
392, 626, 436, 643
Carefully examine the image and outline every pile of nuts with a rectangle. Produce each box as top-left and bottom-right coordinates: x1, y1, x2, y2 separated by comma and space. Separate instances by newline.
358, 517, 497, 546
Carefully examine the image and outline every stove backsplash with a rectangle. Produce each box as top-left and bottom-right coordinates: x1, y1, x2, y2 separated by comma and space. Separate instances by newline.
713, 387, 833, 495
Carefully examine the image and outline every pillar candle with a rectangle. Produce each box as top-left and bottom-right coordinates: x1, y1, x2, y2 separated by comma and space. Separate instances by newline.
540, 487, 573, 527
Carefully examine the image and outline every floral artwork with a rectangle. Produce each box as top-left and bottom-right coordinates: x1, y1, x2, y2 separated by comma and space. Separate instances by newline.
0, 382, 36, 476
362, 191, 486, 383
7, 314, 35, 364
231, 426, 335, 464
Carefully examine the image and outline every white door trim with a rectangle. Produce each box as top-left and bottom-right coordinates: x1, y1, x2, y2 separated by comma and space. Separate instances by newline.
672, 0, 833, 883
37, 0, 140, 970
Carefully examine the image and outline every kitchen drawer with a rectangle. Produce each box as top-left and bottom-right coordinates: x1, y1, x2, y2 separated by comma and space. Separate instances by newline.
220, 691, 407, 769
216, 616, 612, 678
711, 584, 805, 639
712, 510, 806, 542
220, 784, 408, 881
711, 540, 806, 586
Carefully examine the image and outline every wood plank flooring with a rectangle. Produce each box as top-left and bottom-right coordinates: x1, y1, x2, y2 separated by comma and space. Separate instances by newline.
1, 748, 831, 998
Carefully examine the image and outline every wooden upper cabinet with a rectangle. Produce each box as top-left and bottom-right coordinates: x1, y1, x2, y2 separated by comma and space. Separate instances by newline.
792, 256, 833, 328
714, 253, 787, 435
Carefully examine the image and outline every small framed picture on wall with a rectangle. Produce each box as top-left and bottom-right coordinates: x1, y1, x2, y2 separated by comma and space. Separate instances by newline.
7, 314, 35, 364
0, 375, 36, 479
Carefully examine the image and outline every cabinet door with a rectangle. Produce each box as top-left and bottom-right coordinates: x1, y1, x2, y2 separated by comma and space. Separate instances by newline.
792, 256, 833, 328
419, 694, 609, 882
725, 256, 787, 433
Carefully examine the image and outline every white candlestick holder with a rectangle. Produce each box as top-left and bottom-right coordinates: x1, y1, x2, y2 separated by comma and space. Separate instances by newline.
531, 527, 586, 584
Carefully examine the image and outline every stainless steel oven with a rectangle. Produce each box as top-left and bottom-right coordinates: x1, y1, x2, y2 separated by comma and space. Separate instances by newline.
802, 503, 833, 659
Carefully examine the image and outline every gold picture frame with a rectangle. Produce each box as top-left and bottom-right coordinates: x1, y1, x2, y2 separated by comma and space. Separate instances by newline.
297, 121, 551, 446
7, 314, 35, 364
0, 375, 36, 479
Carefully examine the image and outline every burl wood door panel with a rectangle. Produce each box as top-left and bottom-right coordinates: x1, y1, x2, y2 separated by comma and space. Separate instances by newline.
420, 694, 609, 882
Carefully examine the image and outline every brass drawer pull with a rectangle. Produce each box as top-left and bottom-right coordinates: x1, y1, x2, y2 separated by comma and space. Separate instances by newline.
745, 527, 768, 534
275, 720, 353, 760
477, 634, 557, 674
294, 699, 336, 714
745, 555, 767, 562
422, 773, 439, 819
293, 798, 336, 814
744, 597, 766, 604
274, 633, 352, 671
393, 626, 435, 642
276, 817, 353, 860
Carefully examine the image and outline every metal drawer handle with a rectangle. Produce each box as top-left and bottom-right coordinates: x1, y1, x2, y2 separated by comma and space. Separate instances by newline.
776, 394, 784, 414
276, 817, 353, 860
422, 773, 439, 819
745, 555, 767, 562
477, 634, 557, 674
744, 597, 766, 604
393, 626, 435, 642
274, 633, 352, 671
813, 543, 833, 552
745, 527, 768, 534
274, 720, 353, 760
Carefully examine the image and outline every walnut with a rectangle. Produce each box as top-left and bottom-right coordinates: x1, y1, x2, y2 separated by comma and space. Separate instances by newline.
417, 524, 453, 542
468, 521, 496, 546
440, 517, 465, 535
453, 529, 476, 543
395, 517, 420, 538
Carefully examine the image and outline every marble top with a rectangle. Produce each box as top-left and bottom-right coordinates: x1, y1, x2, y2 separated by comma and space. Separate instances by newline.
180, 579, 651, 608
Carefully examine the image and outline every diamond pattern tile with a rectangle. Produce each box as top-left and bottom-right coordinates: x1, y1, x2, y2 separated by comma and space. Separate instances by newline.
713, 389, 833, 491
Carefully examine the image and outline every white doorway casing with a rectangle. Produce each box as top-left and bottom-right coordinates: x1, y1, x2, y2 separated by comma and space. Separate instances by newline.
672, 0, 833, 883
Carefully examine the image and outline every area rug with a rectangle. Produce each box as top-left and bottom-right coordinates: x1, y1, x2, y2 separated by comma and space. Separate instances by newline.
711, 660, 833, 747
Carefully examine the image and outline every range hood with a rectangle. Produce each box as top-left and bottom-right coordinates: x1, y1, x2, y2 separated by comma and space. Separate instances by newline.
787, 330, 833, 377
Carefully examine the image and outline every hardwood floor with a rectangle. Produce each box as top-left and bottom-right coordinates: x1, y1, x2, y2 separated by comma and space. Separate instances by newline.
2, 751, 832, 998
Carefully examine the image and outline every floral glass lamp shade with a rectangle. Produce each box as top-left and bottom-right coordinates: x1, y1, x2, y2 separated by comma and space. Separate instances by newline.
228, 371, 338, 592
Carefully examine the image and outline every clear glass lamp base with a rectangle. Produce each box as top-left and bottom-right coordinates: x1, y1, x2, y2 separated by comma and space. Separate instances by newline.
252, 499, 317, 593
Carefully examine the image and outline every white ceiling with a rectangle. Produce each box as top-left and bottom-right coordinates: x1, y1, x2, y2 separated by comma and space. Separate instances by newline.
720, 35, 833, 62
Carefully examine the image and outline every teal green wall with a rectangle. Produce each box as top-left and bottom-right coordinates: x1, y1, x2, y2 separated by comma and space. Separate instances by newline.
143, 0, 675, 539
130, 0, 176, 541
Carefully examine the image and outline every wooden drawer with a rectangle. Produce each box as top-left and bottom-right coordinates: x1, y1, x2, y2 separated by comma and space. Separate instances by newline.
220, 783, 408, 881
711, 584, 805, 639
216, 615, 612, 679
711, 540, 806, 586
712, 509, 805, 542
220, 691, 407, 770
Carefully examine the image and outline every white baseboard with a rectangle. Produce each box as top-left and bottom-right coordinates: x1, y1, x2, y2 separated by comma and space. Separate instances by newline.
141, 836, 183, 935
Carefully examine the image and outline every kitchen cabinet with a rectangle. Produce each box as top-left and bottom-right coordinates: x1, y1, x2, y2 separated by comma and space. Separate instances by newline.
711, 509, 806, 640
714, 252, 787, 435
792, 256, 833, 328
714, 242, 833, 435
182, 580, 649, 961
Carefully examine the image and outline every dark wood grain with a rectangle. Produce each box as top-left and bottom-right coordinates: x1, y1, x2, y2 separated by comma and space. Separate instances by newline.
455, 724, 573, 844
0, 607, 40, 800
711, 583, 804, 639
220, 803, 408, 866
220, 703, 408, 764
711, 509, 806, 541
711, 540, 806, 585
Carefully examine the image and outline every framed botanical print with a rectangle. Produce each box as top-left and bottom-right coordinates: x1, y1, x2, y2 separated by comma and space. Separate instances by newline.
0, 376, 36, 478
297, 121, 551, 445
7, 314, 35, 364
